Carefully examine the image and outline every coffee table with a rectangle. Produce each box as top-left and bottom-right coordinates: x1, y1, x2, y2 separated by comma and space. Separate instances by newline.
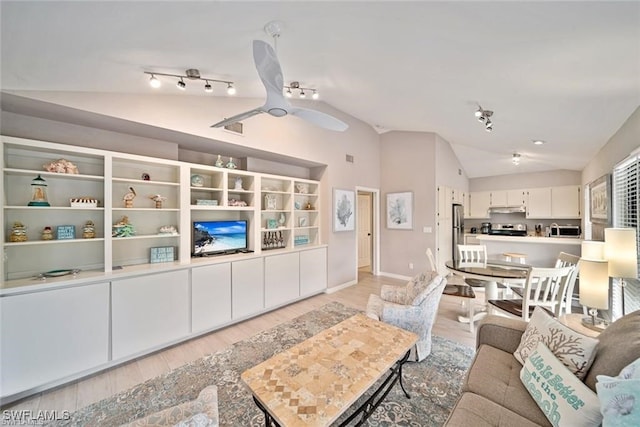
241, 313, 418, 427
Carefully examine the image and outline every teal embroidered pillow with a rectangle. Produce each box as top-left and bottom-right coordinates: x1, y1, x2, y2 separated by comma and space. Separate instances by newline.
520, 341, 602, 427
596, 357, 640, 427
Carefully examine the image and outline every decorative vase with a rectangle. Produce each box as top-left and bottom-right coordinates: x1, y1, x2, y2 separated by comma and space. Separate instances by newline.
215, 155, 224, 168
226, 157, 237, 169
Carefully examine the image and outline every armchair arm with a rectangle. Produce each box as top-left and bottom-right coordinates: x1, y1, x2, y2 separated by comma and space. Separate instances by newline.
378, 301, 425, 336
476, 315, 527, 353
380, 284, 408, 304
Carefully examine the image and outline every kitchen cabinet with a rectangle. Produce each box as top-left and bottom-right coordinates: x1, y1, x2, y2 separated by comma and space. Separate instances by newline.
490, 189, 526, 206
526, 188, 552, 218
468, 191, 491, 218
0, 282, 109, 397
437, 186, 452, 219
551, 185, 581, 218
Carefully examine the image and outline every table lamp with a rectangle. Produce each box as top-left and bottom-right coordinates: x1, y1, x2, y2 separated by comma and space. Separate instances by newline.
579, 258, 609, 331
604, 228, 638, 316
581, 240, 605, 260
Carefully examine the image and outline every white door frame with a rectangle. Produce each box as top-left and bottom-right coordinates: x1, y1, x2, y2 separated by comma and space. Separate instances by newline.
355, 186, 380, 276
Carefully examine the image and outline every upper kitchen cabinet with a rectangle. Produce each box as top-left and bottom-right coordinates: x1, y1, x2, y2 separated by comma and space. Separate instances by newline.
491, 189, 526, 206
468, 191, 491, 218
526, 188, 552, 218
438, 186, 466, 220
551, 185, 581, 219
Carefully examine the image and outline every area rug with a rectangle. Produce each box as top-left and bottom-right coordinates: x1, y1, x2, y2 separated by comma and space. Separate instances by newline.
56, 302, 474, 426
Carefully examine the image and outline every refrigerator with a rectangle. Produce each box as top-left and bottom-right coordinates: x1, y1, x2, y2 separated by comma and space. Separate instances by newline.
452, 203, 464, 261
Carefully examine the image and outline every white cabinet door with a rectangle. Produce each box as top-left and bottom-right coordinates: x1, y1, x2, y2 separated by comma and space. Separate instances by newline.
1, 282, 109, 397
265, 253, 300, 307
464, 193, 472, 218
452, 188, 465, 204
526, 188, 552, 218
232, 258, 264, 319
507, 189, 526, 206
112, 270, 189, 360
490, 191, 507, 206
192, 263, 232, 333
469, 191, 491, 218
300, 247, 327, 296
551, 185, 581, 218
437, 186, 452, 219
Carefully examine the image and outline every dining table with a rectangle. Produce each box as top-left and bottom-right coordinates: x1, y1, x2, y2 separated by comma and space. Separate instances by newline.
445, 259, 531, 332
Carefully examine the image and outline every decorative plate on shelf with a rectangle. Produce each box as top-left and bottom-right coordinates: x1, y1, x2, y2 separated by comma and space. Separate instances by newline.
191, 174, 204, 187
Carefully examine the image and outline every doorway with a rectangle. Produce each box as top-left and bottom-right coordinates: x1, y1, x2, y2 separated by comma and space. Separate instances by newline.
356, 187, 379, 277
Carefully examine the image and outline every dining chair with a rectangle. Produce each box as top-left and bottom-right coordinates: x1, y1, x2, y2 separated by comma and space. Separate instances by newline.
487, 265, 576, 321
457, 244, 488, 263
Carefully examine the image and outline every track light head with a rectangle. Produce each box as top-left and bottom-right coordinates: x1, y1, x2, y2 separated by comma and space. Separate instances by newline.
285, 88, 292, 98
149, 74, 161, 88
177, 78, 186, 90
485, 120, 493, 132
226, 83, 236, 95
204, 81, 213, 93
312, 90, 319, 100
299, 90, 306, 99
512, 153, 521, 165
474, 107, 483, 118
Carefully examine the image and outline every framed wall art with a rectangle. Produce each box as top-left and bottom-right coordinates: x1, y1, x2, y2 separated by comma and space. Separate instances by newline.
150, 246, 175, 263
333, 188, 355, 232
386, 191, 413, 230
589, 174, 611, 225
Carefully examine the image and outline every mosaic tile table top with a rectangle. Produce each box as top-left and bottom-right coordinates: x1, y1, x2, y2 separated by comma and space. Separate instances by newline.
241, 313, 418, 427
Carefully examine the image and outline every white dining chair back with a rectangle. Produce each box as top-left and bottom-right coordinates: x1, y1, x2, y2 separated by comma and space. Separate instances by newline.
553, 252, 581, 315
457, 244, 488, 263
488, 265, 575, 322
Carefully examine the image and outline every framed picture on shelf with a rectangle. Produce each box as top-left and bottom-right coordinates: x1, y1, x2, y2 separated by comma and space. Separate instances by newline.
150, 246, 175, 263
333, 188, 355, 232
386, 191, 413, 229
589, 174, 611, 224
265, 194, 277, 210
56, 225, 76, 240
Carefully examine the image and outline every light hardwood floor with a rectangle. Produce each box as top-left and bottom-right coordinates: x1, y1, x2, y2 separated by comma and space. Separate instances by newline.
2, 270, 480, 415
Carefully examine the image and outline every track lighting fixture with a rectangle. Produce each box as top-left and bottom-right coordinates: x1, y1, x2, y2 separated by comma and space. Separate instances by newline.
284, 81, 319, 100
512, 153, 521, 165
475, 105, 494, 132
144, 69, 235, 95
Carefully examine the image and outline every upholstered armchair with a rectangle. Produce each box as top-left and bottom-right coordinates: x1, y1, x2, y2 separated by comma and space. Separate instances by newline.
366, 272, 447, 362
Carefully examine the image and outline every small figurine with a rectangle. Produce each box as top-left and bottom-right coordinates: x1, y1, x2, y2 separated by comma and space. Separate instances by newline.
9, 222, 27, 242
123, 187, 136, 208
42, 226, 54, 240
28, 175, 50, 207
82, 221, 96, 239
228, 198, 248, 207
158, 225, 178, 235
305, 201, 314, 210
234, 177, 243, 190
278, 213, 286, 227
226, 157, 237, 169
112, 216, 135, 237
149, 194, 166, 209
215, 155, 225, 168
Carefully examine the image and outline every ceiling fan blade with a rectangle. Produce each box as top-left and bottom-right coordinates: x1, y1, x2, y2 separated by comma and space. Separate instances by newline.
252, 40, 288, 109
210, 108, 264, 128
289, 106, 349, 132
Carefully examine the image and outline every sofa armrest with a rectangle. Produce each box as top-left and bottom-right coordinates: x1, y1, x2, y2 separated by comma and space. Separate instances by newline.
476, 315, 527, 353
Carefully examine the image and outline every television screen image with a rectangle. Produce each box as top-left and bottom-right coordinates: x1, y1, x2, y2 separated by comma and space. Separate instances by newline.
193, 220, 248, 255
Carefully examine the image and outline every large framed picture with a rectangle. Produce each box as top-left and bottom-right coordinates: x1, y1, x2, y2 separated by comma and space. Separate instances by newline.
387, 191, 413, 229
589, 174, 611, 224
333, 188, 355, 232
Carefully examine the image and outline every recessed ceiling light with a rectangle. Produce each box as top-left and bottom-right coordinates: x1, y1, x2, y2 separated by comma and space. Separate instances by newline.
533, 140, 546, 145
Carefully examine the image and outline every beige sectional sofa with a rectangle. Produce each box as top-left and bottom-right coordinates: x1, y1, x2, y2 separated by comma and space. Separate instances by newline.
445, 310, 640, 426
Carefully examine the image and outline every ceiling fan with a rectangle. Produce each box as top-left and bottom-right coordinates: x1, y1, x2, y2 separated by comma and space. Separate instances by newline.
211, 39, 348, 132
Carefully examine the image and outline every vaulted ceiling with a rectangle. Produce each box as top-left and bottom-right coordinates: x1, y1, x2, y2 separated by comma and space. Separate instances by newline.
1, 1, 639, 177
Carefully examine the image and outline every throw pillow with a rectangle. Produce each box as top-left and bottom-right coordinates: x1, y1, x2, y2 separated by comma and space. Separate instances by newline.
596, 357, 640, 427
514, 306, 599, 379
520, 341, 602, 427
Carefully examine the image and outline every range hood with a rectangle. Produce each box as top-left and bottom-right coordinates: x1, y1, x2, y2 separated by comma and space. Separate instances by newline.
487, 205, 526, 214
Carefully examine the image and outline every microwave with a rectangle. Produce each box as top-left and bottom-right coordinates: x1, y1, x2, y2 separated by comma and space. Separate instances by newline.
550, 225, 581, 238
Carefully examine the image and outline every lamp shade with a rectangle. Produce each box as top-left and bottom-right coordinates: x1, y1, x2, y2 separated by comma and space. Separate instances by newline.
579, 259, 609, 310
604, 228, 638, 278
581, 241, 605, 260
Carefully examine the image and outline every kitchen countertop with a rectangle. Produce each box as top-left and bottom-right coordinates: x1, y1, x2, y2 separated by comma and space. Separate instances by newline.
474, 234, 582, 245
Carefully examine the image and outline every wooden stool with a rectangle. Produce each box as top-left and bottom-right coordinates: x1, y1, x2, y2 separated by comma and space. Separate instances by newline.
503, 252, 527, 264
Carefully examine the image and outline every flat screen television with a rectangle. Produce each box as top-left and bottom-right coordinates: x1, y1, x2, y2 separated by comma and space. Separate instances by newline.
192, 220, 248, 256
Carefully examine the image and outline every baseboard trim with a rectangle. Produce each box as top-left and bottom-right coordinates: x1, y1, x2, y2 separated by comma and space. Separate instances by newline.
325, 279, 357, 294
378, 271, 412, 281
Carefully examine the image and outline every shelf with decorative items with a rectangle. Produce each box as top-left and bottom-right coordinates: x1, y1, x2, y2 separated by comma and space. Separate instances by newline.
1, 137, 107, 281
292, 179, 319, 247
227, 171, 255, 209
190, 167, 224, 209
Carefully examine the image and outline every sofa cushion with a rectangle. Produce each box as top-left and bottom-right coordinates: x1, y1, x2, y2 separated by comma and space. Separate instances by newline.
464, 344, 551, 426
596, 357, 640, 427
445, 392, 544, 427
514, 307, 598, 380
584, 309, 640, 392
521, 342, 602, 427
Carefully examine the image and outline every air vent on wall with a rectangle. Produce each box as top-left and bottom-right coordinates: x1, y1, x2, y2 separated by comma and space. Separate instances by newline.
346, 154, 354, 163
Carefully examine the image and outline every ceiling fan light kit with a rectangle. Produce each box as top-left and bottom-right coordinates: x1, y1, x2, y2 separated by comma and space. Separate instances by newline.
144, 69, 235, 95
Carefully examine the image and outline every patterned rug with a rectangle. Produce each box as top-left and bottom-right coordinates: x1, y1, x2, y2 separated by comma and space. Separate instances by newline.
56, 302, 474, 426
